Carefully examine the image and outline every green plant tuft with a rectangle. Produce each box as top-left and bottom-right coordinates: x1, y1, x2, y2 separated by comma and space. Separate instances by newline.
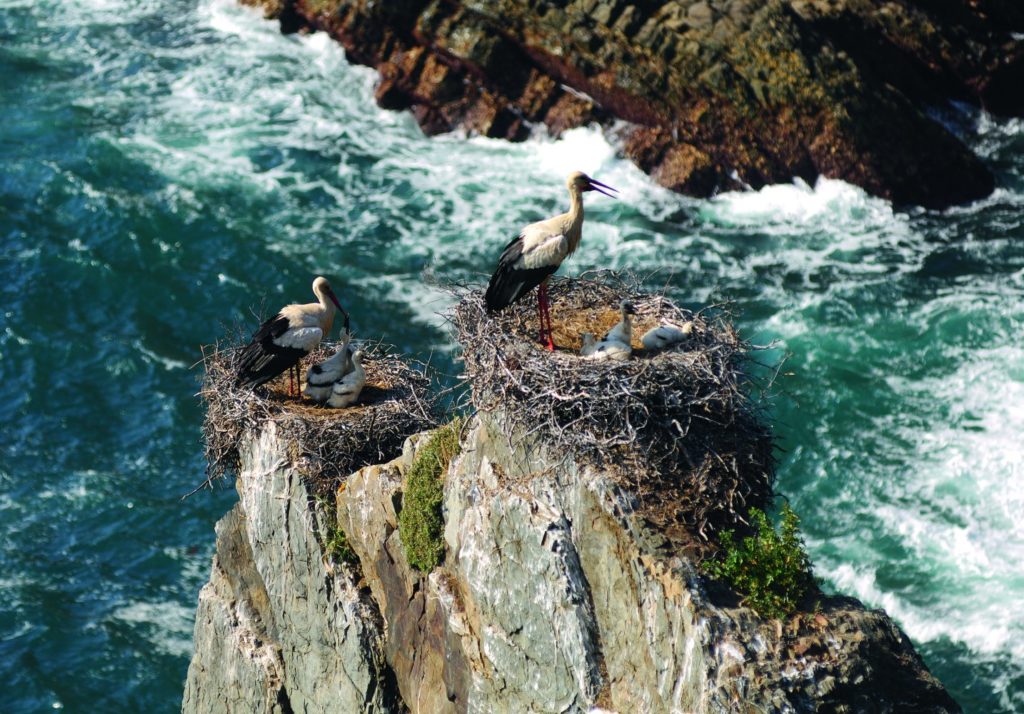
324, 520, 357, 565
704, 503, 814, 619
399, 418, 463, 572
316, 495, 358, 565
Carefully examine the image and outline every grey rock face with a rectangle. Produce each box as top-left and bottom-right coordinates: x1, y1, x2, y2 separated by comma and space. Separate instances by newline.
185, 414, 960, 713
182, 505, 287, 713
335, 435, 472, 713
183, 422, 399, 713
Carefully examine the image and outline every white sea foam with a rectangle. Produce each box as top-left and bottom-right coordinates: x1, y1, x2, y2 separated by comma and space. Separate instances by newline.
695, 141, 1024, 693
89, 0, 1024, 696
810, 343, 1024, 667
111, 600, 195, 659
134, 340, 190, 371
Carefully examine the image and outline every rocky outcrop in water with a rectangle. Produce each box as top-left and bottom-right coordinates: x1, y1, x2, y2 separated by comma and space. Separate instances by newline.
242, 0, 1023, 208
183, 415, 960, 712
185, 281, 961, 711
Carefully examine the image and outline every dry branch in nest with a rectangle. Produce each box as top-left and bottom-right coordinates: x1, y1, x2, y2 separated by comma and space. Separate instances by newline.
197, 338, 436, 497
451, 273, 776, 549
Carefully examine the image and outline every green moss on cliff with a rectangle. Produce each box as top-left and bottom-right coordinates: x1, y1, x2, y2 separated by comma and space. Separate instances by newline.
399, 418, 462, 572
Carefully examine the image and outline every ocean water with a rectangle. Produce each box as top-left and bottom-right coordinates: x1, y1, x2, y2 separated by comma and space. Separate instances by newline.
1, 0, 1022, 711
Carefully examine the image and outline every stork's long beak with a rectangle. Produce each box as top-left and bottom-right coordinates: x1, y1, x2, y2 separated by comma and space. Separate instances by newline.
587, 177, 618, 198
327, 289, 351, 331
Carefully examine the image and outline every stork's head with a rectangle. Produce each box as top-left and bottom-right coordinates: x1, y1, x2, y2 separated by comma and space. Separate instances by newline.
567, 171, 617, 198
620, 300, 637, 317
312, 276, 346, 316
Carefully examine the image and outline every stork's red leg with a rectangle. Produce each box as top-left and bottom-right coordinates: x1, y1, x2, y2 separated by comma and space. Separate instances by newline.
544, 301, 555, 351
539, 282, 555, 351
536, 286, 548, 347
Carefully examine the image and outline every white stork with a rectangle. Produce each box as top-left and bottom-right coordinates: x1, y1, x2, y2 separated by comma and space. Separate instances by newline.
327, 349, 366, 408
602, 300, 637, 346
485, 171, 617, 350
641, 323, 692, 351
236, 276, 348, 395
303, 330, 354, 403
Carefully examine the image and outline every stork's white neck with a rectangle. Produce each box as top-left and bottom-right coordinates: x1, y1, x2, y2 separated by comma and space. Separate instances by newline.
566, 186, 585, 253
312, 285, 334, 315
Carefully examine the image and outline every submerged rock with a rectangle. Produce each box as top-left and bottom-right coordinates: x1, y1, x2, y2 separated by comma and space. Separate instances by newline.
241, 0, 1024, 208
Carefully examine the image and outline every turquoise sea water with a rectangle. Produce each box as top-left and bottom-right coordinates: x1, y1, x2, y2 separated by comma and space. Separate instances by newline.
1, 0, 1022, 711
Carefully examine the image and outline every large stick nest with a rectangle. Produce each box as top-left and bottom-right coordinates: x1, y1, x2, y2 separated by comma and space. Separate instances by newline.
198, 338, 436, 496
452, 273, 776, 546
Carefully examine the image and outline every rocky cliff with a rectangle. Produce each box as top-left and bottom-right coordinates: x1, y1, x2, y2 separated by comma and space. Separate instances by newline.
183, 412, 960, 712
241, 0, 1023, 208
184, 283, 961, 712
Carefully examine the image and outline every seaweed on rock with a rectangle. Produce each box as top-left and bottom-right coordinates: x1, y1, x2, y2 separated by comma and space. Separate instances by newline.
198, 338, 436, 496
451, 273, 776, 546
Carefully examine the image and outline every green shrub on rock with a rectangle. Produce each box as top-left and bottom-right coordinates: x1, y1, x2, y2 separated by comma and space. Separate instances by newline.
705, 503, 814, 619
399, 418, 462, 572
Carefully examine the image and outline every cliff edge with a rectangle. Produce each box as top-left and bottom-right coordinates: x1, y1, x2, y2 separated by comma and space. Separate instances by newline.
241, 0, 1024, 208
184, 280, 960, 712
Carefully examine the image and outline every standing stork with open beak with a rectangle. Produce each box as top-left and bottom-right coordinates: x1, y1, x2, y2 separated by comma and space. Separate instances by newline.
484, 171, 617, 350
236, 276, 349, 396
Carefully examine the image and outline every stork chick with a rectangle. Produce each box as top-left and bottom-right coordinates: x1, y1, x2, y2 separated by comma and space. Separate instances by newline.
485, 171, 617, 351
303, 331, 354, 403
640, 323, 693, 351
588, 339, 632, 362
327, 349, 366, 409
580, 332, 598, 357
236, 276, 348, 396
602, 300, 637, 347
580, 330, 632, 362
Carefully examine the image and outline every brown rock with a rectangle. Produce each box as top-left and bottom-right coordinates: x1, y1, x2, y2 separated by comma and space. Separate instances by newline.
246, 0, 1021, 208
653, 142, 719, 195
416, 55, 463, 103
375, 61, 412, 110
413, 104, 455, 135
544, 92, 596, 136
517, 71, 560, 120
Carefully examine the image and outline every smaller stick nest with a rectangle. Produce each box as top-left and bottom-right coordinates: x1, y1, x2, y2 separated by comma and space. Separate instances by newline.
199, 339, 436, 496
452, 274, 775, 546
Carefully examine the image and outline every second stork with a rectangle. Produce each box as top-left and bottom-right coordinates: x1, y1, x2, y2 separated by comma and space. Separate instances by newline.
484, 171, 616, 350
236, 276, 348, 395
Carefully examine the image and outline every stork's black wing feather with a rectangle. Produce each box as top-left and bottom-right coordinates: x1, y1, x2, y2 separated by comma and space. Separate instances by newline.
484, 235, 556, 312
235, 314, 306, 389
305, 363, 335, 387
